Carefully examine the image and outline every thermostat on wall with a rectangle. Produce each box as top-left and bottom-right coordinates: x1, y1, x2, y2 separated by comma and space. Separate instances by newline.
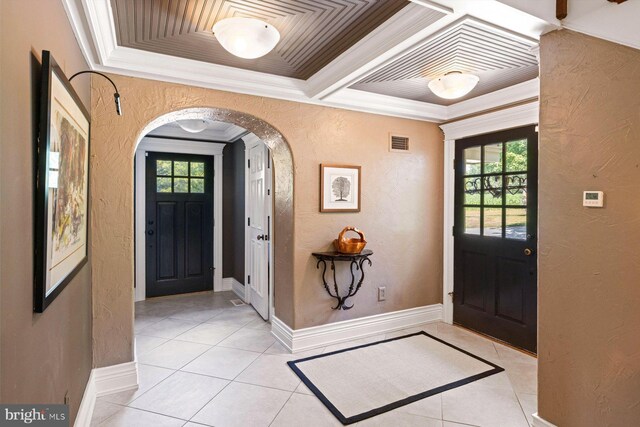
583, 191, 604, 207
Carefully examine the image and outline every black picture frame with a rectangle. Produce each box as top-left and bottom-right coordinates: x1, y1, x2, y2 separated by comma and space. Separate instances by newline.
34, 50, 91, 313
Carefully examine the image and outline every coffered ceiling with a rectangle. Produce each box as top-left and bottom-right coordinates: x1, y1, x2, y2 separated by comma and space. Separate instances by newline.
64, 0, 560, 121
110, 0, 423, 79
350, 19, 539, 105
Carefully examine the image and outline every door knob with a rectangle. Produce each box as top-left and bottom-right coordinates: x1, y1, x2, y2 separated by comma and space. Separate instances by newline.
147, 230, 154, 236
524, 248, 533, 256
257, 234, 265, 240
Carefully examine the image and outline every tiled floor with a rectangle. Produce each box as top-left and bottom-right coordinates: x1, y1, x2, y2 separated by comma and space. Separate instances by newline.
91, 291, 537, 427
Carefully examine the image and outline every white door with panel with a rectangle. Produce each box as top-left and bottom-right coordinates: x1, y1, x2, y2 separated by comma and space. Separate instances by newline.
246, 138, 270, 320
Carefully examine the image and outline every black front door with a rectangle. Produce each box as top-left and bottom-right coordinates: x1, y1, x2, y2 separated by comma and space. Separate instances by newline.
145, 152, 213, 298
453, 125, 538, 353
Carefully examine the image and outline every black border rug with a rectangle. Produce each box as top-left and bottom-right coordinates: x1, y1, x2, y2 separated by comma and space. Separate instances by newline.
287, 331, 504, 425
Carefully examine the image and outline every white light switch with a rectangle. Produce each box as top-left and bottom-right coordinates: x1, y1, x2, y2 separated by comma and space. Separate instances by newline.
583, 191, 604, 207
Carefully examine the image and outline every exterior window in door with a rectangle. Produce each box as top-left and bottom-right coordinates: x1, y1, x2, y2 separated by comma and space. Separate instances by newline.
155, 160, 206, 194
462, 139, 528, 240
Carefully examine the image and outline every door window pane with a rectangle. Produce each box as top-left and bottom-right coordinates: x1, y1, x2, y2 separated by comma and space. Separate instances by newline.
190, 162, 205, 177
174, 178, 188, 193
483, 143, 503, 174
190, 178, 204, 193
464, 177, 481, 205
464, 207, 480, 235
506, 208, 527, 240
174, 161, 188, 176
156, 160, 172, 176
483, 176, 502, 206
463, 146, 481, 175
483, 208, 502, 237
506, 139, 527, 172
157, 177, 172, 193
506, 174, 527, 206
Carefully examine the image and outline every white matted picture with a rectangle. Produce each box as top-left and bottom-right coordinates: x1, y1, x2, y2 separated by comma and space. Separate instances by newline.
320, 164, 361, 212
34, 50, 90, 312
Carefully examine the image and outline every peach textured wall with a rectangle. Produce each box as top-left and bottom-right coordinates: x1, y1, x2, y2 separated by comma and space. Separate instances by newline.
90, 74, 443, 367
538, 30, 640, 426
0, 0, 92, 422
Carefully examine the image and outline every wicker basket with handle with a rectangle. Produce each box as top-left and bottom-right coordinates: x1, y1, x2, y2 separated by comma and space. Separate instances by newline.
333, 226, 367, 254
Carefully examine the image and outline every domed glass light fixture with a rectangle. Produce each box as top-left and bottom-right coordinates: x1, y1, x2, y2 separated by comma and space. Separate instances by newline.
177, 119, 209, 133
428, 71, 480, 100
212, 17, 280, 59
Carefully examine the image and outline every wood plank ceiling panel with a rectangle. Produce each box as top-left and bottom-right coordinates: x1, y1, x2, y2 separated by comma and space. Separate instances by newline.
110, 0, 445, 80
350, 20, 539, 105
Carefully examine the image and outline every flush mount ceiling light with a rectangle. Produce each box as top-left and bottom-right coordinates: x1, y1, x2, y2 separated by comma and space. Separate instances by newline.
177, 119, 209, 133
428, 71, 480, 100
212, 17, 280, 59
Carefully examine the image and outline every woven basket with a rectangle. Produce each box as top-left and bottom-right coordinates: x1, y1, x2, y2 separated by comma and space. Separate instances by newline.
333, 226, 367, 254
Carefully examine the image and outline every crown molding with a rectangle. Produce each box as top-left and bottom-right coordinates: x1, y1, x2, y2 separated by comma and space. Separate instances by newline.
62, 0, 540, 123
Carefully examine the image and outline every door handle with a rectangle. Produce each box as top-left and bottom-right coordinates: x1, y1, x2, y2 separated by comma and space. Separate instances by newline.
524, 248, 533, 256
257, 234, 265, 240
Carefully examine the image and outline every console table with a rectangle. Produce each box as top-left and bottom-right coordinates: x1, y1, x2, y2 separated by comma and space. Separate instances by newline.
311, 250, 373, 310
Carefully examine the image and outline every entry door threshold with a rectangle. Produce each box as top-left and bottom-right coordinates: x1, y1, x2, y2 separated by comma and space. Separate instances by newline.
452, 322, 537, 358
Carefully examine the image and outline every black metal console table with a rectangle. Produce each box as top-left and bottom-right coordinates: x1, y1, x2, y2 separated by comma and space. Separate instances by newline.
311, 250, 373, 310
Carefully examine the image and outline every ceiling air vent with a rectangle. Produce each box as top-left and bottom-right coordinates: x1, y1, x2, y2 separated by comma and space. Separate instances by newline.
389, 134, 410, 152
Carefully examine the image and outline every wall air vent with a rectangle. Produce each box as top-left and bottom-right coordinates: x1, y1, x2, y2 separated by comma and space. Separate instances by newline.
389, 134, 410, 152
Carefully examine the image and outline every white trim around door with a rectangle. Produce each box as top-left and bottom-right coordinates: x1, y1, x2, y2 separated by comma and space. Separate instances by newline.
134, 137, 225, 302
438, 101, 539, 324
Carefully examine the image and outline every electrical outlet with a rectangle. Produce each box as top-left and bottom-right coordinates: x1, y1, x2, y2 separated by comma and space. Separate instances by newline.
378, 286, 386, 301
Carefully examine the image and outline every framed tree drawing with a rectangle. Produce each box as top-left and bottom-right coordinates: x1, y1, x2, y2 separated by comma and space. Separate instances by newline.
34, 50, 90, 312
320, 164, 361, 212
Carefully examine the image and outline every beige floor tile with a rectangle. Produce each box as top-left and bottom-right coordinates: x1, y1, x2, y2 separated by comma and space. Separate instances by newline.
294, 381, 314, 395
204, 309, 259, 328
134, 315, 164, 334
242, 318, 271, 331
137, 318, 199, 339
235, 354, 301, 391
502, 360, 537, 395
443, 422, 480, 427
433, 324, 500, 363
181, 346, 261, 380
129, 371, 228, 420
99, 407, 184, 427
138, 340, 211, 369
494, 343, 537, 366
396, 394, 442, 419
174, 323, 240, 345
356, 411, 443, 426
191, 382, 291, 427
135, 335, 168, 356
517, 393, 537, 426
169, 306, 226, 323
385, 327, 425, 340
442, 382, 529, 427
271, 393, 342, 427
264, 341, 325, 357
102, 364, 175, 405
90, 400, 124, 426
218, 327, 276, 353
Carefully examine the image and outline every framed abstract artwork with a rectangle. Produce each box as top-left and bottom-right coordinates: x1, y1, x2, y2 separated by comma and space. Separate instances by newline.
34, 50, 90, 312
320, 164, 361, 212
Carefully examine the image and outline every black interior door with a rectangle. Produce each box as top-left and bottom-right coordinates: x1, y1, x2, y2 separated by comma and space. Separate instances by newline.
453, 125, 538, 353
146, 152, 213, 298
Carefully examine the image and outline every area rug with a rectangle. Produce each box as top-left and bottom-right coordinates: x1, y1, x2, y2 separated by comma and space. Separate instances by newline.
287, 331, 503, 425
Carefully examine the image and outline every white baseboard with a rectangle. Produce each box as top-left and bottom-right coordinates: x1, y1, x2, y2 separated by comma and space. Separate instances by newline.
271, 304, 443, 353
532, 413, 557, 427
74, 361, 139, 427
222, 277, 246, 301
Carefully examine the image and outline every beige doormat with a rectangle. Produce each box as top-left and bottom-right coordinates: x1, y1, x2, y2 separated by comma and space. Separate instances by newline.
288, 331, 503, 425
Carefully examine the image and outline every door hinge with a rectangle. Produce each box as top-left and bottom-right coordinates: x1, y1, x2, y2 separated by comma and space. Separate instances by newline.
452, 226, 455, 236
448, 291, 455, 300
453, 158, 456, 170
267, 189, 270, 196
248, 217, 250, 226
248, 159, 251, 169
248, 275, 251, 285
